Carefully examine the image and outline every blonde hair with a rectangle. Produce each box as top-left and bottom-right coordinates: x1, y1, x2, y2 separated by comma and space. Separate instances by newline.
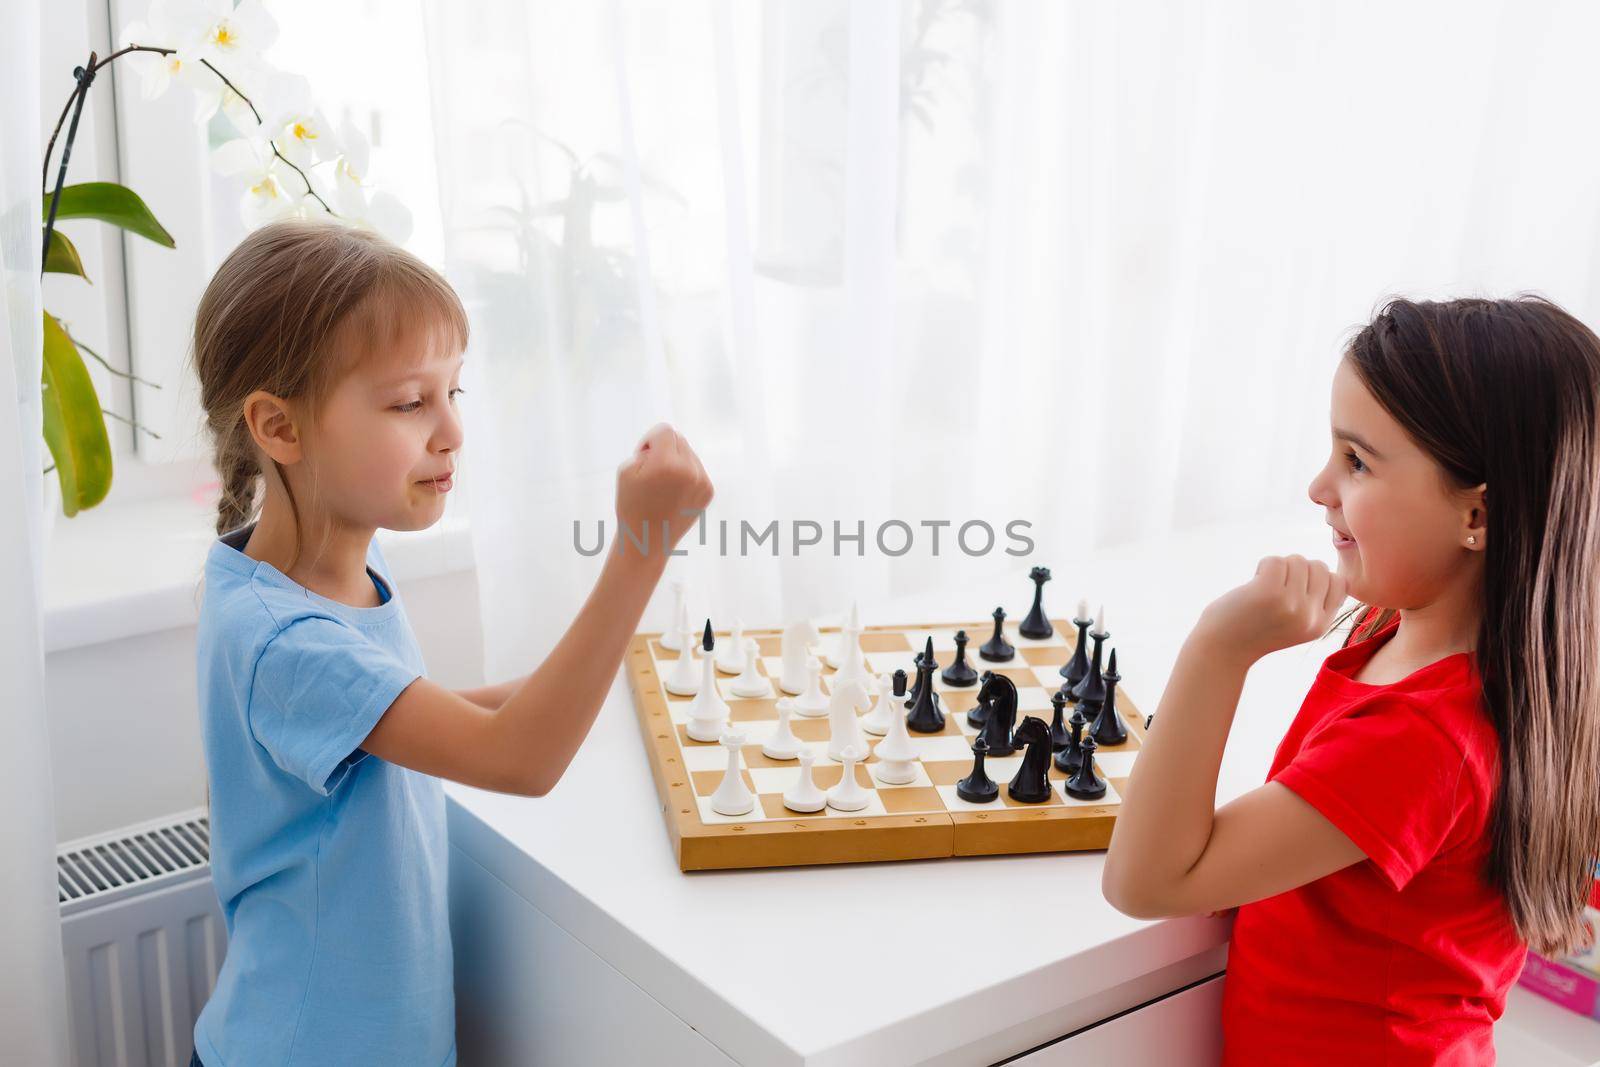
189, 218, 469, 571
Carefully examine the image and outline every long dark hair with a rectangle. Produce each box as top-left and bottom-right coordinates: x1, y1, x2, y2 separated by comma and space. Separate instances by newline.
1328, 295, 1600, 955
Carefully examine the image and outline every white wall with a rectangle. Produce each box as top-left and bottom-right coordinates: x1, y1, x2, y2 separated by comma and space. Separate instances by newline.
46, 568, 486, 843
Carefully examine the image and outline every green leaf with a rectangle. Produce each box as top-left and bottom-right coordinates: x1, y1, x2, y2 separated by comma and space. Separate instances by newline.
43, 228, 89, 281
42, 182, 175, 249
41, 311, 113, 515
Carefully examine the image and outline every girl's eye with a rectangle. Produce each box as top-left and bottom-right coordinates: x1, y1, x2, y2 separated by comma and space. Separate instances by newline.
1344, 450, 1366, 474
393, 387, 465, 414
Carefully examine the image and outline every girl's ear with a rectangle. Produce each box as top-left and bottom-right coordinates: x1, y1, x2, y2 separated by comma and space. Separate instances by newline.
243, 389, 304, 465
1463, 481, 1487, 549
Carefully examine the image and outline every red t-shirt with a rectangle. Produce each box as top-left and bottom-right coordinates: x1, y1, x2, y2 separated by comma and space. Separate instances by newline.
1221, 612, 1527, 1065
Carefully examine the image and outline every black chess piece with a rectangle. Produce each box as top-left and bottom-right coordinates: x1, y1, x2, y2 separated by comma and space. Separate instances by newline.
891, 668, 909, 702
1019, 566, 1054, 639
1054, 716, 1085, 776
1007, 717, 1054, 803
1065, 734, 1106, 800
979, 607, 1015, 662
942, 630, 979, 687
905, 639, 946, 733
1048, 690, 1071, 751
1090, 648, 1128, 747
1145, 713, 1155, 730
966, 670, 995, 729
1070, 620, 1109, 706
976, 673, 1018, 756
1058, 608, 1093, 689
701, 618, 714, 653
907, 637, 939, 707
956, 736, 1000, 803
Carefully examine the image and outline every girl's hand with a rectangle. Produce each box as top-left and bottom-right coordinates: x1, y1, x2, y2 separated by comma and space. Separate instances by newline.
1196, 554, 1348, 664
615, 422, 714, 556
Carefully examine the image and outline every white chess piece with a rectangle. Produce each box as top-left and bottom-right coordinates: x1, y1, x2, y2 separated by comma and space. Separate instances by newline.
710, 727, 755, 816
729, 638, 772, 699
826, 744, 870, 811
779, 619, 822, 694
783, 748, 826, 813
659, 579, 688, 652
871, 693, 918, 785
821, 601, 861, 669
829, 603, 876, 694
826, 679, 872, 763
663, 616, 700, 696
792, 656, 830, 717
859, 672, 899, 736
715, 618, 746, 674
762, 697, 803, 760
685, 630, 731, 742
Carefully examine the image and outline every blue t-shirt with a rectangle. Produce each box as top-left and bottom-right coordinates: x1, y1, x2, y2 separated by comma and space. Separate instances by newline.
193, 521, 455, 1067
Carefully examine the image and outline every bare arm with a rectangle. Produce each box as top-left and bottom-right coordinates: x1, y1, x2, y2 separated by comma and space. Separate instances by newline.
359, 423, 713, 796
453, 674, 528, 712
1101, 555, 1366, 918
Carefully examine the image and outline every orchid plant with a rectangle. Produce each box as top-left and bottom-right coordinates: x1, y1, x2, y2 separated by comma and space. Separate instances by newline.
41, 0, 410, 516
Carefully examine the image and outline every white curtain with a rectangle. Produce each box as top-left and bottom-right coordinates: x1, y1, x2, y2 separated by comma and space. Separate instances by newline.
420, 0, 1600, 682
1, 0, 69, 1060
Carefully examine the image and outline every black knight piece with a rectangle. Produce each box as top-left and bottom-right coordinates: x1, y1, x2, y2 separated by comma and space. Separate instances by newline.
1090, 648, 1128, 747
942, 630, 979, 687
1007, 717, 1054, 803
1064, 734, 1106, 800
956, 736, 999, 803
967, 669, 995, 729
1053, 715, 1085, 777
905, 637, 946, 733
979, 606, 1015, 662
1019, 566, 1054, 639
1058, 608, 1093, 690
976, 672, 1019, 756
1048, 690, 1071, 751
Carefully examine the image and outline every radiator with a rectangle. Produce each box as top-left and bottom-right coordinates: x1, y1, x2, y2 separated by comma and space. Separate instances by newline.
57, 808, 227, 1067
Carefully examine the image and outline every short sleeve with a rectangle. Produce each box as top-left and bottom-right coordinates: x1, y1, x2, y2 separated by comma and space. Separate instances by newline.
1272, 695, 1472, 891
248, 615, 422, 796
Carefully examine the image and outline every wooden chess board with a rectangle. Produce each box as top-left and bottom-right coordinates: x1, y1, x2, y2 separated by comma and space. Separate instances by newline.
625, 617, 1146, 872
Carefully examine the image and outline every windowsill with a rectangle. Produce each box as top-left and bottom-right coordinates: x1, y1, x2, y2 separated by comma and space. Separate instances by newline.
42, 489, 476, 654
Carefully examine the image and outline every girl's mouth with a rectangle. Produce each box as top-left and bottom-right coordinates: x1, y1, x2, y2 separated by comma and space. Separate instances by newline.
1332, 529, 1356, 550
419, 475, 453, 492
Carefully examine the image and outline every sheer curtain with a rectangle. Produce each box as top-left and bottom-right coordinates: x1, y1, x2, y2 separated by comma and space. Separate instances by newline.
1, 0, 69, 1059
421, 0, 1600, 682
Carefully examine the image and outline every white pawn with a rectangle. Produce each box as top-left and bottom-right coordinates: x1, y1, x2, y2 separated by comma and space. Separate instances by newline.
780, 619, 822, 694
762, 697, 803, 760
729, 637, 772, 699
663, 614, 700, 697
659, 579, 688, 652
685, 625, 731, 742
871, 693, 918, 785
783, 748, 826, 813
710, 727, 755, 816
859, 672, 898, 736
715, 618, 747, 674
826, 744, 870, 811
792, 656, 830, 717
822, 600, 861, 669
826, 679, 871, 763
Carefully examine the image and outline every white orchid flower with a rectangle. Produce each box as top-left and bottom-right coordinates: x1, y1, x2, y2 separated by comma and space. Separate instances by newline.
211, 136, 304, 229
169, 0, 277, 70
118, 1, 214, 102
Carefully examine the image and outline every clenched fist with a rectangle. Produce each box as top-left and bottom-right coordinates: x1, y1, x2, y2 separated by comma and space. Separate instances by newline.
1197, 554, 1349, 664
615, 422, 714, 556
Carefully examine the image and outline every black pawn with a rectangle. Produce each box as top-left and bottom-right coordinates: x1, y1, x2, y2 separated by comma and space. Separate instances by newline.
1070, 622, 1109, 706
701, 618, 714, 653
1090, 648, 1128, 747
979, 607, 1015, 662
1058, 610, 1093, 689
942, 630, 979, 687
1048, 690, 1071, 751
906, 639, 946, 733
1054, 716, 1085, 776
1065, 734, 1106, 800
966, 670, 995, 729
907, 637, 939, 706
956, 736, 999, 803
1019, 566, 1054, 639
891, 668, 908, 700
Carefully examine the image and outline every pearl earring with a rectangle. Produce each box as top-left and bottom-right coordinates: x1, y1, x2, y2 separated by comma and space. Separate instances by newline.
1467, 536, 1477, 545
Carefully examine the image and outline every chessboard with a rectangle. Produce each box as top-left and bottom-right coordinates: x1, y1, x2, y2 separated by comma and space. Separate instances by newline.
624, 616, 1146, 872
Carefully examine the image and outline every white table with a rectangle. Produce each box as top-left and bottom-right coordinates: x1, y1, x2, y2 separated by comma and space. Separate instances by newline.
443, 513, 1600, 1065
